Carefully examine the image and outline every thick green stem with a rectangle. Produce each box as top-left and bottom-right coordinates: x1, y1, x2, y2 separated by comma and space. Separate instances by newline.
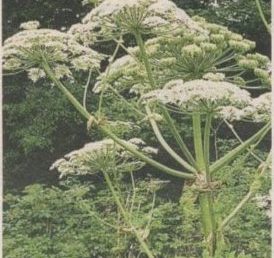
160, 105, 198, 169
192, 113, 216, 256
134, 31, 218, 255
204, 114, 212, 176
39, 59, 155, 254
199, 193, 216, 256
210, 122, 271, 174
42, 61, 90, 120
100, 126, 195, 179
102, 170, 154, 258
192, 114, 206, 170
132, 31, 200, 180
145, 105, 196, 173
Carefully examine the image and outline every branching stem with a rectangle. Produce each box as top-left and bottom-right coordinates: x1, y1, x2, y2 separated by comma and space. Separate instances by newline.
145, 105, 197, 173
102, 170, 154, 258
42, 58, 195, 180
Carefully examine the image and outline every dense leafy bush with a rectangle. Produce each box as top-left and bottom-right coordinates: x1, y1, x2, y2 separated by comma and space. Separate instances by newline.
4, 152, 270, 257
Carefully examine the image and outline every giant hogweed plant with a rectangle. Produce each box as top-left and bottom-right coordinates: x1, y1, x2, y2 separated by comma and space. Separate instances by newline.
3, 0, 271, 257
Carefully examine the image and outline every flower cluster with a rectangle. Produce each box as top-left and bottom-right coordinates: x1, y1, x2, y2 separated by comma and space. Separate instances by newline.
69, 0, 201, 44
242, 93, 272, 123
142, 79, 252, 115
20, 20, 40, 30
253, 193, 271, 218
3, 24, 104, 81
202, 72, 225, 81
94, 16, 270, 96
237, 53, 271, 87
50, 138, 158, 178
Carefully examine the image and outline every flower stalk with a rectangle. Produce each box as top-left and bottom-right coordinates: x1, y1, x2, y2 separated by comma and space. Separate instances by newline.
134, 30, 218, 256
145, 105, 197, 173
102, 169, 154, 258
192, 113, 216, 256
210, 122, 271, 174
42, 59, 195, 180
40, 23, 270, 258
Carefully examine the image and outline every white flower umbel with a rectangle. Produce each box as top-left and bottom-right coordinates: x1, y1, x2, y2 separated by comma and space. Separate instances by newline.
218, 106, 245, 121
27, 68, 46, 82
142, 79, 252, 116
20, 20, 40, 30
3, 26, 104, 81
243, 93, 271, 123
203, 73, 225, 82
253, 194, 271, 218
69, 0, 201, 44
50, 138, 158, 178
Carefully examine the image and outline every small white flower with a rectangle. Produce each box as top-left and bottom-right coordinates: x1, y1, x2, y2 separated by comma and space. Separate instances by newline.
128, 138, 146, 146
203, 72, 225, 81
51, 137, 156, 177
181, 44, 202, 57
3, 27, 104, 78
200, 42, 217, 51
142, 146, 158, 155
238, 59, 259, 69
246, 93, 271, 122
20, 20, 40, 30
69, 0, 202, 44
27, 68, 46, 82
218, 106, 244, 121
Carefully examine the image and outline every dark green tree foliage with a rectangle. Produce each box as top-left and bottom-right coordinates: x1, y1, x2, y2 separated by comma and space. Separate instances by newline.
3, 0, 90, 190
3, 0, 87, 39
3, 75, 97, 190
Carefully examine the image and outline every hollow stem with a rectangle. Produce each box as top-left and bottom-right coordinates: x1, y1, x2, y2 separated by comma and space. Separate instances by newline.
204, 114, 212, 176
42, 59, 90, 120
134, 30, 198, 170
160, 105, 198, 169
145, 105, 196, 173
192, 113, 206, 170
192, 113, 216, 256
100, 126, 195, 179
